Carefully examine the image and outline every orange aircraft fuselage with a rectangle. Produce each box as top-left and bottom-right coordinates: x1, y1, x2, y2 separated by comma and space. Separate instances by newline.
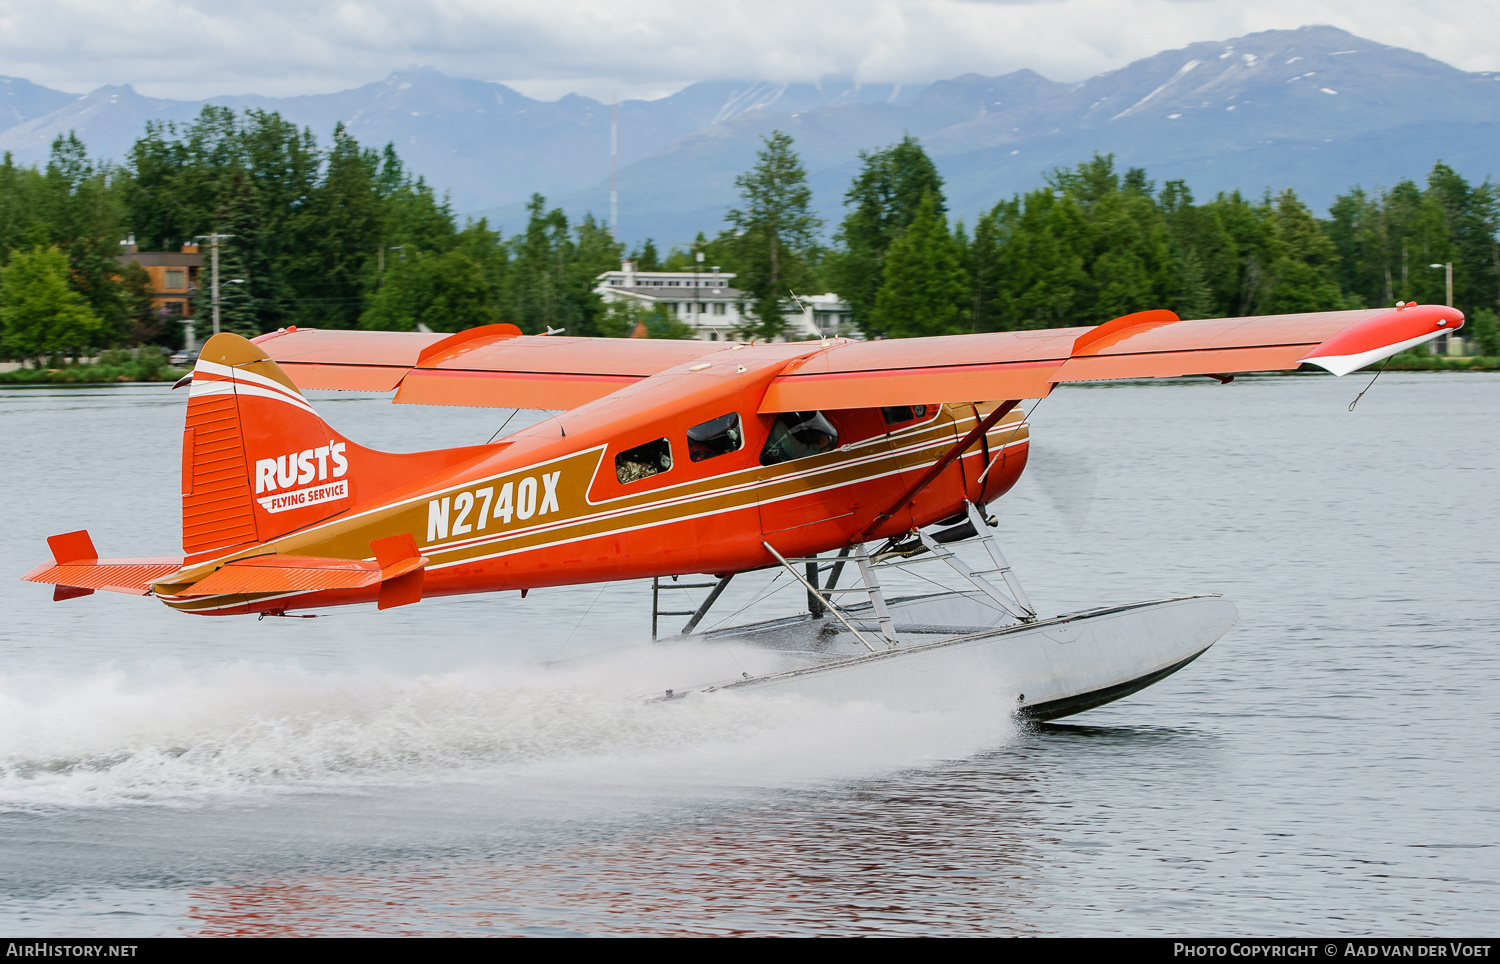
155, 341, 1029, 616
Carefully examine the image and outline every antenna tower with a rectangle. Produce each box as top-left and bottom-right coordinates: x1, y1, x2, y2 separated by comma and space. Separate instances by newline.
610, 89, 619, 239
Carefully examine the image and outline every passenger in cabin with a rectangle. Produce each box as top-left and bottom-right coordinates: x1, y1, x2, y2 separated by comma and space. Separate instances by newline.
687, 412, 744, 462
760, 411, 839, 466
616, 438, 672, 484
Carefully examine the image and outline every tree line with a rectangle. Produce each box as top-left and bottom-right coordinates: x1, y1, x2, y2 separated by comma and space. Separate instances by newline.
705, 133, 1500, 353
2, 105, 1498, 363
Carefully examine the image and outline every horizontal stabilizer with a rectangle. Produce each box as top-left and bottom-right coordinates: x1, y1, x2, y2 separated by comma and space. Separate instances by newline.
23, 530, 184, 597
178, 555, 385, 596
172, 542, 429, 605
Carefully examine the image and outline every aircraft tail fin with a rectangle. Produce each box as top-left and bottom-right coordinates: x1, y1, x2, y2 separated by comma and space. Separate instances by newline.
181, 333, 488, 563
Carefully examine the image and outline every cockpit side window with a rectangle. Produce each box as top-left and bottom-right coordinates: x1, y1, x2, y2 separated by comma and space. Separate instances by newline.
616, 438, 672, 484
881, 405, 929, 426
759, 411, 840, 466
687, 412, 743, 463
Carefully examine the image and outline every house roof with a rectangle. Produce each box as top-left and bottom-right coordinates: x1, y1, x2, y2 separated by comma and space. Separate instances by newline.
603, 285, 743, 299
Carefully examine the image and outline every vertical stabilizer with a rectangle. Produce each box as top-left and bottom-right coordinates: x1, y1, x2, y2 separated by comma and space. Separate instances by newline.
183, 333, 364, 560
180, 332, 492, 564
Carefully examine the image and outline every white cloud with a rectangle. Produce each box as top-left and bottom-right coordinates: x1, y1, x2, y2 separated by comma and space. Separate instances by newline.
3, 0, 1498, 101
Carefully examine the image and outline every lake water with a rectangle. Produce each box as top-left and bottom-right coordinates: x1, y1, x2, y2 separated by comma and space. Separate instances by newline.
0, 372, 1495, 936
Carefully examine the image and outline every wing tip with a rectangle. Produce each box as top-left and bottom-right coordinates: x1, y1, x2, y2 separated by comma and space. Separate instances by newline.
1299, 304, 1464, 376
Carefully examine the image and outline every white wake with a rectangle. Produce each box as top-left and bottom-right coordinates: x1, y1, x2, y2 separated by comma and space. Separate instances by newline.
0, 645, 1019, 810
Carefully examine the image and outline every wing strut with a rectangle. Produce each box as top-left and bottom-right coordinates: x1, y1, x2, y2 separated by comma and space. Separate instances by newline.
855, 400, 1020, 542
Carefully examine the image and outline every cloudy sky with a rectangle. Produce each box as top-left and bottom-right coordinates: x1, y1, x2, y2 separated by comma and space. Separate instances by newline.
2, 0, 1496, 102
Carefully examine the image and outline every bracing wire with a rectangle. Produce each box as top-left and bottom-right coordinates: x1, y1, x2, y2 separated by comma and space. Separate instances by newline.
704, 569, 793, 634
486, 408, 520, 444
552, 583, 609, 661
1348, 356, 1392, 412
977, 394, 1049, 486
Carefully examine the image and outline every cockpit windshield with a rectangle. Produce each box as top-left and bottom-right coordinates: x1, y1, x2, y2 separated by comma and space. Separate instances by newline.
759, 411, 840, 466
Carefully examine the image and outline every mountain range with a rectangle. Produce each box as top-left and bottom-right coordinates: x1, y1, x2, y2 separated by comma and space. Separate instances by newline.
2, 25, 1497, 246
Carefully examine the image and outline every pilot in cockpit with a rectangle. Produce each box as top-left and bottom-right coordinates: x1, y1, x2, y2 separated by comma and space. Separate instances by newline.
759, 411, 840, 466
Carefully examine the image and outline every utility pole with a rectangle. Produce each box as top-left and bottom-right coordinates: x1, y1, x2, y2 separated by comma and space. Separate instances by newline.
197, 233, 234, 336
693, 245, 704, 338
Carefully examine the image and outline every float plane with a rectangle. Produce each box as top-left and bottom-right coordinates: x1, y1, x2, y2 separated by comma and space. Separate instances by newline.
24, 304, 1461, 718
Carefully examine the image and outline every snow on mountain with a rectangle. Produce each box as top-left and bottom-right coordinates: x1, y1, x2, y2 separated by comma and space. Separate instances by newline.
3, 25, 1496, 243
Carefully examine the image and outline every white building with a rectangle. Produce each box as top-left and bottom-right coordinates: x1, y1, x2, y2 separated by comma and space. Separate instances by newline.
594, 262, 855, 342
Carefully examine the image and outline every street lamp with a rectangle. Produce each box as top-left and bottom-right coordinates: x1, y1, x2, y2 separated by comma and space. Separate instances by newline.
1427, 262, 1453, 306
1429, 262, 1453, 354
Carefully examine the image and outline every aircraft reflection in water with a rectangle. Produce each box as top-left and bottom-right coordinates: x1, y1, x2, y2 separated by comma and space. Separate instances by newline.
25, 303, 1462, 719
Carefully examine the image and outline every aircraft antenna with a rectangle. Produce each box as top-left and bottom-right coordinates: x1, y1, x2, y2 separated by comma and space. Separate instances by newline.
789, 290, 827, 347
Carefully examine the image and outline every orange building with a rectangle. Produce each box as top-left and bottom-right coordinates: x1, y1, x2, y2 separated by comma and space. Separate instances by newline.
117, 241, 202, 319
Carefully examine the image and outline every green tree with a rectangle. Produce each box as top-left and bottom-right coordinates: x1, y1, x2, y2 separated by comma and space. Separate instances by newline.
505, 194, 572, 334
360, 248, 499, 332
596, 298, 694, 339
964, 209, 1004, 331
727, 131, 822, 340
1327, 163, 1500, 318
192, 248, 261, 340
827, 135, 944, 335
975, 154, 1172, 330
294, 123, 383, 329
566, 213, 625, 335
1468, 309, 1500, 356
1159, 180, 1223, 319
192, 170, 263, 339
501, 195, 620, 335
118, 261, 161, 345
452, 217, 508, 319
33, 135, 132, 344
0, 152, 53, 259
870, 193, 969, 337
1257, 190, 1346, 314
629, 238, 662, 271
0, 246, 102, 362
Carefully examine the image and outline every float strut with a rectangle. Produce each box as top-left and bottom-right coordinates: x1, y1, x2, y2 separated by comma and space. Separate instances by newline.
763, 542, 883, 653
805, 561, 825, 618
680, 573, 735, 635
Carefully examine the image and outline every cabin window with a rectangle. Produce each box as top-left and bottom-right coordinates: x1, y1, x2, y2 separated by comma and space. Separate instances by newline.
164, 269, 185, 290
759, 411, 839, 466
881, 405, 928, 426
687, 412, 743, 462
616, 438, 672, 484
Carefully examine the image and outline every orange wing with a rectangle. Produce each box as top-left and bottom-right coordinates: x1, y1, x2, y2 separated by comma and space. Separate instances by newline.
761, 306, 1463, 411
253, 305, 1461, 413
253, 324, 721, 409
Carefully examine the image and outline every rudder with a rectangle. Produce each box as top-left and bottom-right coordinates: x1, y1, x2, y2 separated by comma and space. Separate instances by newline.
180, 333, 492, 564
